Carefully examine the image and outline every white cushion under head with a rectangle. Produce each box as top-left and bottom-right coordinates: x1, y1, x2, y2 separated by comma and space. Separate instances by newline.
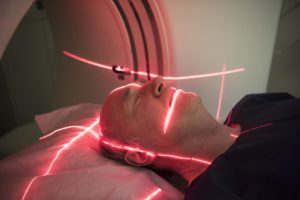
0, 103, 183, 200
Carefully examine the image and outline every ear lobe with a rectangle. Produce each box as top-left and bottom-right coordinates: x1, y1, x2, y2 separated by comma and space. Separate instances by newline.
124, 150, 155, 166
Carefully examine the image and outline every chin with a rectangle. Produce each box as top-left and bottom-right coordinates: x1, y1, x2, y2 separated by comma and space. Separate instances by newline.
174, 92, 200, 118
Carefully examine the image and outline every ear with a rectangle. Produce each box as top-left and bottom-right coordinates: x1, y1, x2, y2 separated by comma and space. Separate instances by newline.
124, 150, 155, 166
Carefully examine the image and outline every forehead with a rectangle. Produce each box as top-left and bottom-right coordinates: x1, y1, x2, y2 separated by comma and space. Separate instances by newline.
101, 83, 143, 138
103, 83, 142, 113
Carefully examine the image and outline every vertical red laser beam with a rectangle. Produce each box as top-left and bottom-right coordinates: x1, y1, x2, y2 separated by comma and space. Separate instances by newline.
216, 64, 226, 120
21, 119, 99, 200
143, 188, 162, 200
163, 90, 182, 134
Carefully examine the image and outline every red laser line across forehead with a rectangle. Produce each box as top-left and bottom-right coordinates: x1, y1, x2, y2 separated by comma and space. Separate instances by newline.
63, 50, 245, 80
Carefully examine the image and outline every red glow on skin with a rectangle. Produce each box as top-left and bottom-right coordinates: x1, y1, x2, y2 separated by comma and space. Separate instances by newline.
21, 119, 99, 200
230, 133, 239, 138
63, 50, 245, 80
216, 64, 226, 120
143, 188, 162, 200
101, 139, 212, 165
163, 89, 182, 134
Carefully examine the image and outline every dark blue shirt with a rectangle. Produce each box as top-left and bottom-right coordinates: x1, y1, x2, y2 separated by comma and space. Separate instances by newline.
185, 93, 300, 200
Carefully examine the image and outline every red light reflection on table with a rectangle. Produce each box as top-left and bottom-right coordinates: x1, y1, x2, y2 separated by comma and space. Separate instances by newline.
21, 119, 99, 200
39, 125, 100, 141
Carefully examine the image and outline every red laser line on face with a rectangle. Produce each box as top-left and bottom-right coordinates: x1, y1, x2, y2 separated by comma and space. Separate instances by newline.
163, 89, 182, 134
143, 188, 162, 200
63, 50, 245, 80
21, 119, 99, 200
216, 64, 226, 120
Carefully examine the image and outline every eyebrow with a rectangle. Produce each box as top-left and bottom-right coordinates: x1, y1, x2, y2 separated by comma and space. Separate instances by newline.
121, 84, 142, 115
122, 87, 130, 101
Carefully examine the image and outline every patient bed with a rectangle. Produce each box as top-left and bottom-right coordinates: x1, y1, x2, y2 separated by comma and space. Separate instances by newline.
0, 103, 183, 200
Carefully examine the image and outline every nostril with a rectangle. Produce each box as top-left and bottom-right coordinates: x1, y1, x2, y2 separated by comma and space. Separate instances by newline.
154, 82, 165, 96
158, 83, 164, 93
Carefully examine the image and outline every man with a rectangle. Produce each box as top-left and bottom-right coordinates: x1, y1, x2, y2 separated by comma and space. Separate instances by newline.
100, 77, 300, 199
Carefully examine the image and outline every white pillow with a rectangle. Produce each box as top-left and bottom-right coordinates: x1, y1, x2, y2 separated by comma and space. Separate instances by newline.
0, 103, 183, 200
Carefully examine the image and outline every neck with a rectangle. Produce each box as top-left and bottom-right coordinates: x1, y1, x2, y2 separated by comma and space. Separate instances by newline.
174, 160, 208, 185
173, 124, 240, 184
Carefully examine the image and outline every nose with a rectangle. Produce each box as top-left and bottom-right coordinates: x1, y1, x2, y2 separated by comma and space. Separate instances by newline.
151, 77, 166, 97
142, 76, 166, 97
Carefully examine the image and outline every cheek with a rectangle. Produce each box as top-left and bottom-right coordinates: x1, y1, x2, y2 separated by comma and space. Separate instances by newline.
135, 103, 166, 133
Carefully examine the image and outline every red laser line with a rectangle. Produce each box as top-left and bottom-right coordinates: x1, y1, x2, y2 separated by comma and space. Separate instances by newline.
21, 177, 38, 200
101, 139, 212, 165
39, 123, 100, 141
229, 122, 273, 139
21, 119, 99, 200
63, 50, 245, 80
63, 50, 111, 70
241, 122, 273, 134
216, 64, 226, 120
163, 89, 182, 134
230, 133, 239, 138
143, 188, 162, 200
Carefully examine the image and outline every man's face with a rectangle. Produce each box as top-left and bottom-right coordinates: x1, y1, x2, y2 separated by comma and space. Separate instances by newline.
100, 77, 217, 154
